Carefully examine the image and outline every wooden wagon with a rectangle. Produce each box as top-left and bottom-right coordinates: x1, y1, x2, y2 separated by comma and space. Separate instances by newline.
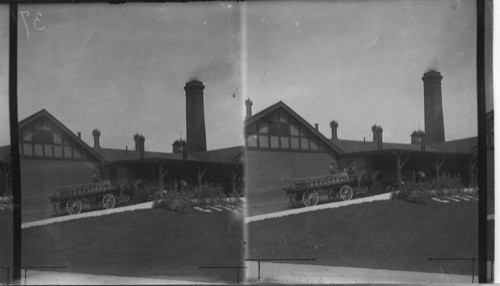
47, 181, 122, 215
283, 172, 359, 207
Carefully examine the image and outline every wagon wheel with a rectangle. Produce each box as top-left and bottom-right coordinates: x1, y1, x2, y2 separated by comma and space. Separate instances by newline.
302, 190, 319, 207
90, 196, 102, 210
53, 202, 63, 215
339, 185, 353, 201
102, 194, 116, 209
66, 199, 82, 215
385, 186, 395, 193
290, 194, 302, 207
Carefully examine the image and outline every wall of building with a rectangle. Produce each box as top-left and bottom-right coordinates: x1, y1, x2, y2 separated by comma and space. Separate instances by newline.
21, 159, 100, 214
246, 150, 338, 192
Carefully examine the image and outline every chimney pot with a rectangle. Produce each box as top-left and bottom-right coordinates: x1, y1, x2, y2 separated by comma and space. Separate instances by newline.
77, 132, 81, 139
245, 98, 253, 119
314, 123, 319, 130
330, 120, 338, 139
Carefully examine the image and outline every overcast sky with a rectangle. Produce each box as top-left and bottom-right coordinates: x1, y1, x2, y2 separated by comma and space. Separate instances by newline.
0, 1, 494, 150
3, 2, 242, 152
245, 0, 481, 143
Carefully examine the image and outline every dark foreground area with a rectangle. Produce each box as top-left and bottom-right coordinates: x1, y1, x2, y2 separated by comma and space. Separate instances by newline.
23, 208, 244, 283
248, 199, 478, 275
0, 209, 13, 284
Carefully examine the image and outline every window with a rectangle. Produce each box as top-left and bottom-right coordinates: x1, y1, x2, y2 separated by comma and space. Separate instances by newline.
291, 137, 299, 149
270, 136, 279, 148
32, 130, 53, 143
300, 138, 309, 150
310, 140, 318, 150
247, 135, 258, 147
44, 145, 53, 157
34, 144, 43, 156
269, 122, 289, 135
22, 130, 32, 142
290, 124, 299, 136
74, 148, 81, 158
64, 146, 72, 158
54, 146, 62, 157
23, 143, 32, 156
258, 122, 268, 134
280, 136, 289, 148
259, 135, 269, 148
54, 133, 62, 144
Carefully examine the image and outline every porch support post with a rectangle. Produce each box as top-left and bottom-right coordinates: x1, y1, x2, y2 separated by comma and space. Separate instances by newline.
464, 156, 477, 187
396, 152, 402, 188
158, 161, 163, 192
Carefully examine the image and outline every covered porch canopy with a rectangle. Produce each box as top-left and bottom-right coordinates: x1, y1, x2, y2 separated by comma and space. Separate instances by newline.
340, 148, 476, 187
103, 157, 243, 195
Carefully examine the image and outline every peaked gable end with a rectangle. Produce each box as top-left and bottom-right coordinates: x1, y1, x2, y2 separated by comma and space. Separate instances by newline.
18, 110, 104, 162
245, 102, 343, 155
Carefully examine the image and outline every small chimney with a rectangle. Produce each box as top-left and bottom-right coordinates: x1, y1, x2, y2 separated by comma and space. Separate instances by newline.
314, 123, 319, 130
411, 129, 425, 145
173, 139, 188, 160
92, 129, 101, 148
245, 98, 253, 119
77, 132, 81, 139
126, 146, 128, 156
330, 120, 338, 139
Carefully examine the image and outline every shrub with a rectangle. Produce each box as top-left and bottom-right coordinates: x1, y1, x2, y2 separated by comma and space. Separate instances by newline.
390, 174, 474, 205
153, 183, 240, 213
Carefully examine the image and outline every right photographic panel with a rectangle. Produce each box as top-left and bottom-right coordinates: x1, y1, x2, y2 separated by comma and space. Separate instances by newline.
243, 0, 491, 283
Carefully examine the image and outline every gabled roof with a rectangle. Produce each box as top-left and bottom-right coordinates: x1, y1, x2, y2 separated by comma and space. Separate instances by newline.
18, 109, 106, 163
190, 146, 244, 163
245, 101, 344, 155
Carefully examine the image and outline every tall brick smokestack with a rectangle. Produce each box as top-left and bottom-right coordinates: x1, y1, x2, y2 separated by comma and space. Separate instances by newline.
422, 71, 445, 143
185, 80, 207, 153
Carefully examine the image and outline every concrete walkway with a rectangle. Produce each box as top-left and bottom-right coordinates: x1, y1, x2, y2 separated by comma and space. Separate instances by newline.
245, 261, 476, 284
10, 270, 217, 285
245, 193, 391, 224
21, 202, 154, 229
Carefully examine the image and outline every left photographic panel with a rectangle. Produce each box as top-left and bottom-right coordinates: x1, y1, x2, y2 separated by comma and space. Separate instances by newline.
0, 4, 13, 285
17, 3, 244, 284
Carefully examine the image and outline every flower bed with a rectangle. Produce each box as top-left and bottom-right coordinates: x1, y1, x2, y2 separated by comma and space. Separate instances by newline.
390, 174, 478, 205
153, 184, 242, 213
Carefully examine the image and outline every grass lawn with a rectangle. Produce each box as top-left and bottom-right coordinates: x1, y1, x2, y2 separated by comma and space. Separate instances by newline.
23, 209, 243, 283
248, 199, 477, 275
247, 188, 338, 217
0, 209, 13, 284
